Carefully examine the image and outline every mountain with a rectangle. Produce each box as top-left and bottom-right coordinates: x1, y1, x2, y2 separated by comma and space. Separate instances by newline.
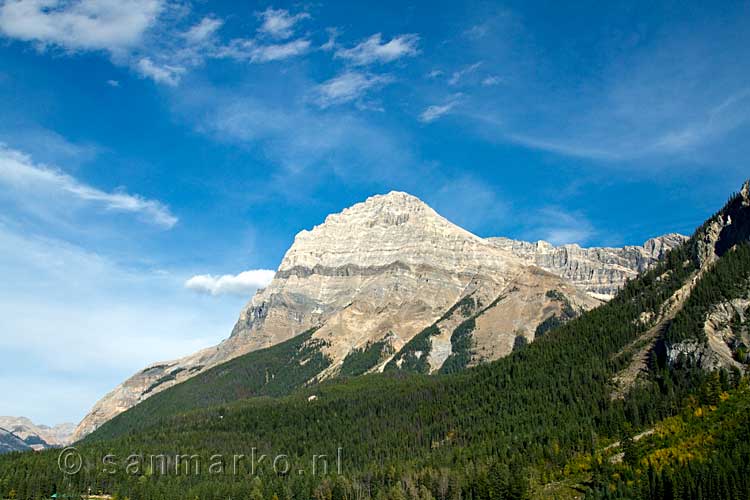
0, 428, 30, 455
72, 192, 685, 441
3, 181, 750, 500
0, 417, 74, 452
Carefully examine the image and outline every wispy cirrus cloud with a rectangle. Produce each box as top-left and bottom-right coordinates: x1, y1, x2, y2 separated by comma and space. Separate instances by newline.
0, 145, 177, 228
173, 78, 420, 198
185, 269, 275, 296
419, 95, 462, 123
521, 206, 595, 246
315, 71, 392, 108
455, 7, 750, 165
182, 16, 223, 45
135, 57, 185, 86
218, 38, 311, 63
335, 33, 419, 65
256, 7, 309, 40
448, 61, 482, 86
481, 75, 503, 86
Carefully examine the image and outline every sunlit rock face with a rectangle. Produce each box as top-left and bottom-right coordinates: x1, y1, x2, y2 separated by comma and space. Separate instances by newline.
488, 234, 688, 300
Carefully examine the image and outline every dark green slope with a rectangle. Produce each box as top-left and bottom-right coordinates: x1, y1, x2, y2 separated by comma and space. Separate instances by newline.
84, 327, 330, 441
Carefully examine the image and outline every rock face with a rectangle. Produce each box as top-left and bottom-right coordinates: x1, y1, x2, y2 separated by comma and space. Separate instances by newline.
0, 417, 74, 451
72, 192, 685, 441
489, 234, 688, 299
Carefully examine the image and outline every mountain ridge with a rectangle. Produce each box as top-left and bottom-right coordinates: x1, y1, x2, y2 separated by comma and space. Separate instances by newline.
0, 417, 73, 454
71, 191, 686, 441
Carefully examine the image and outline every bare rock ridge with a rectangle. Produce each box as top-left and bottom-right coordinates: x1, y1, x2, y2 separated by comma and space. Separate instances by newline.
72, 191, 685, 441
0, 417, 74, 452
489, 234, 688, 299
663, 180, 750, 370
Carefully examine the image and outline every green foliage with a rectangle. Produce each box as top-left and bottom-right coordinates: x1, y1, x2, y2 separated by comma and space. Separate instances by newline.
438, 317, 475, 374
384, 324, 437, 374
340, 340, 394, 377
535, 291, 578, 339
534, 314, 563, 338
548, 289, 577, 319
587, 376, 750, 499
512, 334, 528, 352
86, 328, 330, 441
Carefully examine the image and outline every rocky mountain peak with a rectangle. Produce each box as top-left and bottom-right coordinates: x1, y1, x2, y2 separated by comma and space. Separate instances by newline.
72, 191, 689, 442
305, 191, 438, 233
279, 191, 485, 273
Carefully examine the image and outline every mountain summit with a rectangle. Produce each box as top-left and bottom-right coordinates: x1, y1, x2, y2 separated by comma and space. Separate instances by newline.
72, 192, 685, 440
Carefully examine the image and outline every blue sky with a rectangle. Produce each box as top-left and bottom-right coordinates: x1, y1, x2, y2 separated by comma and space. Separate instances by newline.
0, 0, 748, 425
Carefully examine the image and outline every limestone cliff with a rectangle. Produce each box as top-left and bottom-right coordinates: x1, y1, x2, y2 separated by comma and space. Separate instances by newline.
489, 234, 688, 299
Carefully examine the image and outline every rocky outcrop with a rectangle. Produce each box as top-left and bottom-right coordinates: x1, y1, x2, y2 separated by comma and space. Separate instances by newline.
489, 234, 688, 299
665, 298, 749, 371
73, 192, 684, 441
693, 180, 750, 267
0, 427, 30, 454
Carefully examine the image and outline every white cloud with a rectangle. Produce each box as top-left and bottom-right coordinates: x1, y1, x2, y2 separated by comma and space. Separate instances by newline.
0, 2, 315, 86
185, 269, 275, 296
335, 33, 419, 66
0, 0, 164, 53
175, 83, 418, 194
135, 57, 185, 86
448, 61, 482, 86
419, 96, 461, 123
183, 16, 223, 45
256, 7, 309, 40
315, 71, 392, 107
250, 39, 310, 62
0, 145, 177, 228
321, 27, 338, 51
218, 38, 311, 63
482, 75, 503, 86
0, 127, 99, 167
106, 79, 120, 87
